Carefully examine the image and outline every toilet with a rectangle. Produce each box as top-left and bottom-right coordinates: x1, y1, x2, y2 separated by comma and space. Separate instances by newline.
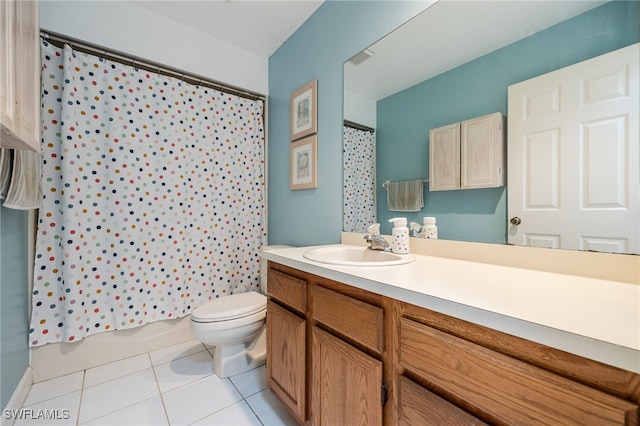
189, 246, 288, 378
190, 291, 267, 378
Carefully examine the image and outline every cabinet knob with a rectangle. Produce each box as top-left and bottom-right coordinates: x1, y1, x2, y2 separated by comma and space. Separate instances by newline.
510, 217, 522, 225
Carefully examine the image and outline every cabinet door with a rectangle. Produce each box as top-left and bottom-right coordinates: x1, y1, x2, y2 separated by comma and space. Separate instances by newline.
14, 0, 40, 149
0, 0, 16, 133
0, 0, 39, 151
429, 122, 460, 191
461, 112, 505, 189
311, 326, 383, 426
266, 300, 306, 423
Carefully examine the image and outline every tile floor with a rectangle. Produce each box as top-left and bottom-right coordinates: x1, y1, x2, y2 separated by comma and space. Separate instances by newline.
8, 340, 297, 426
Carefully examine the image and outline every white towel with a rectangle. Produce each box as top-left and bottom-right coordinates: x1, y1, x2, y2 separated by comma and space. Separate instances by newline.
0, 149, 12, 199
386, 179, 424, 212
3, 149, 42, 210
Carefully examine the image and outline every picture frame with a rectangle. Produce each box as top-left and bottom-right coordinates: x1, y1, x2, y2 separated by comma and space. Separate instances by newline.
290, 79, 317, 141
290, 135, 317, 190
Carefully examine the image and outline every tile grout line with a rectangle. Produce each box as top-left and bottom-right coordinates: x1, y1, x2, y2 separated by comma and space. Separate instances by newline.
74, 370, 86, 426
78, 358, 164, 425
228, 365, 268, 426
16, 342, 276, 426
148, 352, 172, 426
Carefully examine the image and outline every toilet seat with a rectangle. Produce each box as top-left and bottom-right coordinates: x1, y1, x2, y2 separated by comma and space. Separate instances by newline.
191, 291, 266, 323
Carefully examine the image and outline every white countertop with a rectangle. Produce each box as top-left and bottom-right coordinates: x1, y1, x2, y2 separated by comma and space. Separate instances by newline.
261, 244, 640, 373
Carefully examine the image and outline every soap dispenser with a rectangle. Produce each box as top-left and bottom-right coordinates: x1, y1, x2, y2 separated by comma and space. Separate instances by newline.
388, 217, 409, 254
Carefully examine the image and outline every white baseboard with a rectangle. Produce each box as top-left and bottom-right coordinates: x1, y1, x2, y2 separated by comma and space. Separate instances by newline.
3, 366, 33, 418
31, 316, 193, 383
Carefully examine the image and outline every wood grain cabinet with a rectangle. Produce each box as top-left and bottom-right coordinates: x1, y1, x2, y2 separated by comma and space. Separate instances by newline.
310, 285, 384, 426
311, 327, 382, 426
266, 262, 386, 426
266, 267, 307, 423
429, 112, 505, 191
397, 302, 640, 426
397, 375, 489, 426
266, 262, 640, 425
1, 0, 40, 152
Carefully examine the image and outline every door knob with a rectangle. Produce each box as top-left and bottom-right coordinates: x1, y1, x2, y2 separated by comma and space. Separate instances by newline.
510, 217, 521, 225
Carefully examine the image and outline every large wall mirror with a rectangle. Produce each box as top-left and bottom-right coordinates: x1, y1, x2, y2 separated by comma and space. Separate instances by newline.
343, 0, 639, 255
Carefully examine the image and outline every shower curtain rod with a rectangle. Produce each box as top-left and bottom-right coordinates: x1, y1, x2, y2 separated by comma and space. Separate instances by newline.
40, 29, 267, 102
344, 120, 375, 133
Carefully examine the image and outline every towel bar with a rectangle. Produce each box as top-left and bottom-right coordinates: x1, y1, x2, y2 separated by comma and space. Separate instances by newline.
382, 179, 428, 190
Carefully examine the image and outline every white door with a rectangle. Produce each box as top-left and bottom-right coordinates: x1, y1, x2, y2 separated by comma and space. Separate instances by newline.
508, 43, 639, 254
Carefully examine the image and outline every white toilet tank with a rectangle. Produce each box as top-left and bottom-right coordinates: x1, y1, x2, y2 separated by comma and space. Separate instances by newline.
259, 245, 290, 294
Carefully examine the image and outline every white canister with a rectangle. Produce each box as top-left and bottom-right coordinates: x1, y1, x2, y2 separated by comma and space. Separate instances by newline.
388, 217, 409, 254
421, 217, 438, 239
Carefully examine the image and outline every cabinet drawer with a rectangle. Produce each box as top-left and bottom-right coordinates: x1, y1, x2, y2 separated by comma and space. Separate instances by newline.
398, 375, 488, 426
400, 318, 638, 425
312, 285, 383, 355
267, 266, 307, 314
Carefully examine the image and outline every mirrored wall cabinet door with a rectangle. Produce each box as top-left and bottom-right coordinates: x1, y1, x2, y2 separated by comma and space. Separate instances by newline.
429, 113, 505, 191
428, 122, 460, 191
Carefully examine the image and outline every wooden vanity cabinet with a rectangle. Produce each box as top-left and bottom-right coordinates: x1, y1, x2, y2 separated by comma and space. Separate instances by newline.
310, 284, 384, 426
266, 266, 308, 423
266, 262, 640, 425
397, 375, 489, 426
311, 327, 382, 426
266, 262, 387, 426
397, 302, 640, 426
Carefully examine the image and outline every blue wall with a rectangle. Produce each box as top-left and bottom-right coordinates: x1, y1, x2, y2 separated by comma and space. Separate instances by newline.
0, 207, 30, 409
268, 1, 639, 246
376, 1, 640, 242
267, 1, 429, 246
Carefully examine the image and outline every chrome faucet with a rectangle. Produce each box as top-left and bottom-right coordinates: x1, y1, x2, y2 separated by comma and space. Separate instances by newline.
364, 234, 391, 252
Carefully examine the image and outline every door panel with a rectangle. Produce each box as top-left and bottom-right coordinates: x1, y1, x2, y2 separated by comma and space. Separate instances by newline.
311, 326, 382, 426
508, 43, 639, 253
266, 300, 306, 423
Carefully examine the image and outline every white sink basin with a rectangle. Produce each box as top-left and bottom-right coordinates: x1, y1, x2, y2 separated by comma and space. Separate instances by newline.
303, 246, 415, 267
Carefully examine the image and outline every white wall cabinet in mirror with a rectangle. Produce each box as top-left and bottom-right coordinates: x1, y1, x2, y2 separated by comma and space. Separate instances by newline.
428, 123, 459, 191
429, 113, 505, 191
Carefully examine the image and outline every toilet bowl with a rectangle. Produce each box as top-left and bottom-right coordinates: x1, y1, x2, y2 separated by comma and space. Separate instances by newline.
190, 245, 290, 378
190, 291, 267, 378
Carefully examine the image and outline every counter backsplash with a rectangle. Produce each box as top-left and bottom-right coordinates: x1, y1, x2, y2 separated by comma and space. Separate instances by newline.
341, 232, 639, 285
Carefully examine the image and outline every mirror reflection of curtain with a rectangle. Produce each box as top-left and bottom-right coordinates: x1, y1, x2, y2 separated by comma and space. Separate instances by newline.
343, 123, 375, 233
30, 41, 266, 346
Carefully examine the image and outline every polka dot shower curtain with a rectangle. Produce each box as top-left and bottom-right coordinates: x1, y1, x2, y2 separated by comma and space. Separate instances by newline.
29, 41, 266, 346
343, 125, 376, 233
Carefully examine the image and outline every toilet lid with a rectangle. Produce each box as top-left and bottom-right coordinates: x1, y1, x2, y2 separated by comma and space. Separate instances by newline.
191, 291, 266, 322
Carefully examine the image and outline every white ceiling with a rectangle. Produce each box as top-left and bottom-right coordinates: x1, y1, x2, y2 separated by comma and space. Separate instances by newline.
131, 0, 608, 99
345, 0, 608, 101
132, 0, 324, 57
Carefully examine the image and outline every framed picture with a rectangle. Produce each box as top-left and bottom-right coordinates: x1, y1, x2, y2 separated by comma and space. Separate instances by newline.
290, 135, 317, 190
290, 79, 317, 141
